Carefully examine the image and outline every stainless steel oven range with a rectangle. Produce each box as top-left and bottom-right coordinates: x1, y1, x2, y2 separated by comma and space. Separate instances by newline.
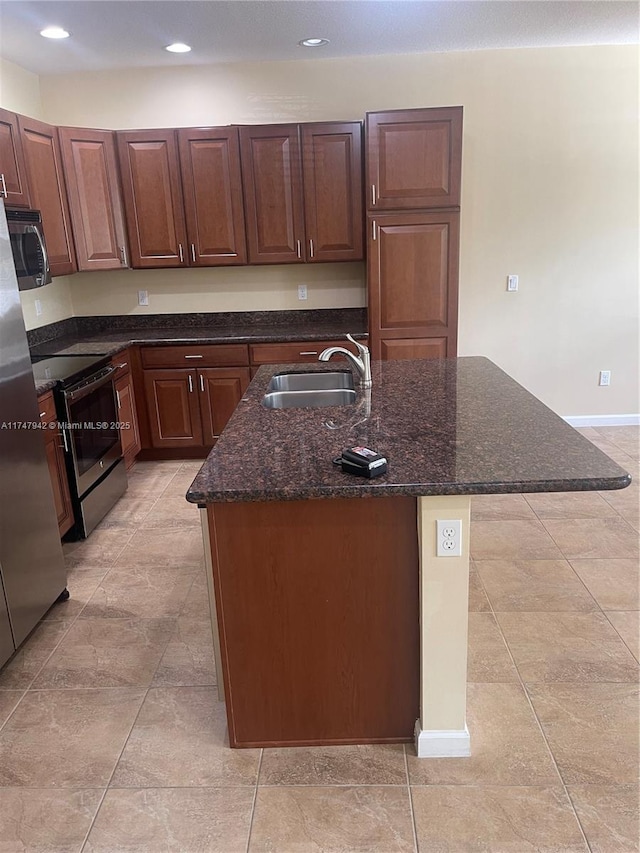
32, 355, 127, 538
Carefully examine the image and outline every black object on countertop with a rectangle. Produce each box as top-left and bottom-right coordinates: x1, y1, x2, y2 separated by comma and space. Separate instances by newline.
334, 446, 388, 478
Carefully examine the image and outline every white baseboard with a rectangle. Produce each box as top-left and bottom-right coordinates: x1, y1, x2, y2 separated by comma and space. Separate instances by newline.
563, 414, 640, 427
414, 721, 471, 758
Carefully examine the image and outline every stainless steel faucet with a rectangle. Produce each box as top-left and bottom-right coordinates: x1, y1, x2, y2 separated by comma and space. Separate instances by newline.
319, 334, 372, 388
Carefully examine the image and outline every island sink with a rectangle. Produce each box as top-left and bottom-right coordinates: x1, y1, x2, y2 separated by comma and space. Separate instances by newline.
262, 388, 356, 409
262, 369, 357, 408
266, 370, 355, 392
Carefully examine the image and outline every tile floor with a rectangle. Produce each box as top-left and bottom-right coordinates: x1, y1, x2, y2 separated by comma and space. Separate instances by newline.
0, 426, 638, 852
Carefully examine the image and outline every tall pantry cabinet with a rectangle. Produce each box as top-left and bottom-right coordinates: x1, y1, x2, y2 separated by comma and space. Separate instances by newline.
366, 107, 463, 360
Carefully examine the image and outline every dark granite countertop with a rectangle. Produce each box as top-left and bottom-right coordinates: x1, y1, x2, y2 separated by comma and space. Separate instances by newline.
28, 309, 367, 359
35, 378, 58, 396
186, 357, 631, 504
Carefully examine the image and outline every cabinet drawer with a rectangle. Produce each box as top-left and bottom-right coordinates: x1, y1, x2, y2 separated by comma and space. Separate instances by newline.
249, 340, 350, 366
37, 391, 57, 426
111, 348, 132, 380
141, 344, 249, 369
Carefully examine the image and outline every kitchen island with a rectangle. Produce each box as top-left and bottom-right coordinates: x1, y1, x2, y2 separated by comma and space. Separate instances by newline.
187, 357, 631, 755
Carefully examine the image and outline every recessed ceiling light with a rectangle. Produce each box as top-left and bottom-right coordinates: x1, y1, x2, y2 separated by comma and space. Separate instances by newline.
299, 38, 330, 48
40, 26, 70, 39
165, 42, 192, 53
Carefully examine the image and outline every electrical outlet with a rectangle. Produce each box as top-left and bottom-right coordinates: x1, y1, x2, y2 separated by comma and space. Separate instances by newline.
297, 284, 308, 301
137, 290, 149, 306
599, 370, 611, 386
506, 274, 519, 292
34, 298, 42, 317
436, 519, 462, 557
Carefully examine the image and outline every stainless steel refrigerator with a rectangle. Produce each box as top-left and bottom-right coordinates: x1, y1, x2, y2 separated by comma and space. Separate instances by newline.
0, 199, 66, 668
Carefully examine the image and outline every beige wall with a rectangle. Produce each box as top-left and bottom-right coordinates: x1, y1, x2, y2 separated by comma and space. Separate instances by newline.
69, 263, 365, 315
0, 58, 42, 117
4, 46, 639, 416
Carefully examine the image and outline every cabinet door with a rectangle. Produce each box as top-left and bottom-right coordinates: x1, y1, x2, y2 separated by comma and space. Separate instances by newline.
239, 124, 305, 264
116, 129, 188, 268
178, 127, 247, 266
301, 122, 363, 262
0, 108, 31, 207
59, 127, 129, 271
43, 432, 74, 537
368, 212, 459, 360
198, 368, 250, 445
143, 369, 203, 448
18, 115, 77, 276
115, 372, 141, 464
366, 107, 463, 210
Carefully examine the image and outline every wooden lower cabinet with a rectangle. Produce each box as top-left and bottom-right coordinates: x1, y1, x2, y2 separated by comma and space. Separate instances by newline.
38, 391, 73, 537
207, 496, 420, 747
199, 368, 250, 445
115, 372, 141, 466
143, 366, 249, 450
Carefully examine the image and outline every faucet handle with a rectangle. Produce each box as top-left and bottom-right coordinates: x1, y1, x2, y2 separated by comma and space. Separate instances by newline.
346, 333, 369, 357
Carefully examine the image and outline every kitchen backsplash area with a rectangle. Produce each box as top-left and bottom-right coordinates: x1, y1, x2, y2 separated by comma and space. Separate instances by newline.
20, 262, 367, 332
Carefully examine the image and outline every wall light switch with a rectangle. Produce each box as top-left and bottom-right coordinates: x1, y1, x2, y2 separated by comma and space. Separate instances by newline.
34, 298, 42, 317
137, 290, 149, 306
506, 275, 519, 292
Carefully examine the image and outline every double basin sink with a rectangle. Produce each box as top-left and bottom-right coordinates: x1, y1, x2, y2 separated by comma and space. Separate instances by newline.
262, 371, 356, 409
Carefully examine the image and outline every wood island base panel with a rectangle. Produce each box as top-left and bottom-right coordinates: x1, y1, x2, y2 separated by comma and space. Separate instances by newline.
206, 497, 420, 748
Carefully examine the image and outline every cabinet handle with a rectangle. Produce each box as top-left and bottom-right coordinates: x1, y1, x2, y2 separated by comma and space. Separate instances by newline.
296, 240, 301, 259
39, 411, 46, 418
116, 389, 121, 409
191, 243, 196, 263
119, 245, 128, 267
299, 351, 318, 356
117, 362, 127, 370
372, 220, 377, 241
184, 354, 203, 359
188, 375, 194, 393
309, 238, 314, 259
0, 174, 7, 198
199, 374, 205, 393
61, 429, 70, 453
178, 243, 184, 263
371, 184, 376, 206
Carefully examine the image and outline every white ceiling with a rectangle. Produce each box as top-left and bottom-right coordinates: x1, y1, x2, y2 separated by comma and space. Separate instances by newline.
1, 0, 637, 76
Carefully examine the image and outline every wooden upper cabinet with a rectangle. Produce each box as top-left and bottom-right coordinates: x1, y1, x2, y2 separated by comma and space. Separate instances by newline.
18, 115, 77, 276
0, 108, 31, 207
59, 127, 129, 271
368, 211, 460, 360
301, 122, 363, 262
178, 127, 247, 266
240, 124, 305, 264
116, 129, 187, 268
366, 107, 463, 211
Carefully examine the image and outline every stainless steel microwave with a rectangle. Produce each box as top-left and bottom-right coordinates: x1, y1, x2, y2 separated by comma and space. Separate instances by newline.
6, 208, 51, 290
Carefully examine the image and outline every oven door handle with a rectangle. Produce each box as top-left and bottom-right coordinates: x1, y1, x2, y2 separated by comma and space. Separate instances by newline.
64, 366, 117, 403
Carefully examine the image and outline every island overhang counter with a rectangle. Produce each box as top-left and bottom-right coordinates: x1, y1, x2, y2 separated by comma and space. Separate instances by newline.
186, 357, 631, 756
